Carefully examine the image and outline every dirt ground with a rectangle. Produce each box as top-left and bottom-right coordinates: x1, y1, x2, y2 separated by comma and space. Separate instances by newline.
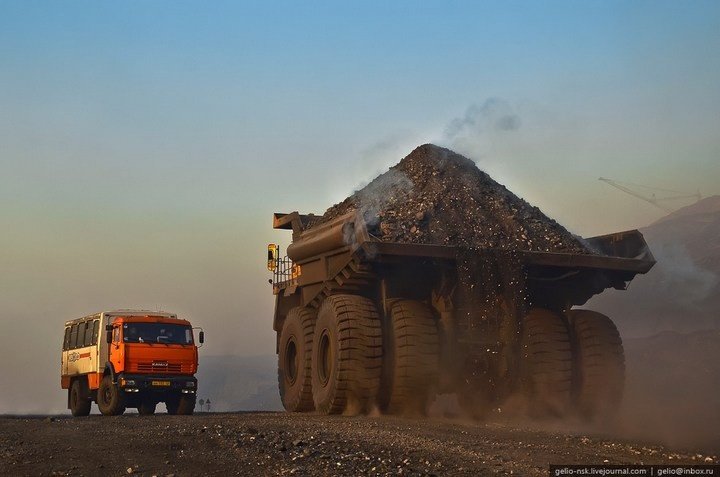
1, 412, 717, 477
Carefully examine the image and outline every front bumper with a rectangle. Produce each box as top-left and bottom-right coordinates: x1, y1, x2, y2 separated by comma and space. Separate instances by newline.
117, 374, 197, 394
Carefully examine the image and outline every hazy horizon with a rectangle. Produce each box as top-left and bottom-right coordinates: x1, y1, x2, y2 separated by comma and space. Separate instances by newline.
1, 1, 719, 413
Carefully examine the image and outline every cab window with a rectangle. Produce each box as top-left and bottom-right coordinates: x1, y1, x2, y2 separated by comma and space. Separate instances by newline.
77, 323, 86, 348
83, 321, 93, 347
63, 327, 71, 350
69, 324, 79, 349
91, 320, 100, 345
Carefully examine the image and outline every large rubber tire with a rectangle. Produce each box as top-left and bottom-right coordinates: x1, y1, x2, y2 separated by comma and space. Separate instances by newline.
380, 300, 439, 415
97, 376, 126, 416
519, 308, 573, 417
278, 307, 317, 412
568, 309, 625, 419
311, 295, 383, 415
138, 399, 157, 416
69, 379, 91, 417
166, 394, 195, 415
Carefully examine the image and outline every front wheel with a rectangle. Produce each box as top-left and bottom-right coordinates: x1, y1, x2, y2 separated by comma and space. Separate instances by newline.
278, 307, 317, 412
311, 295, 382, 415
166, 394, 195, 415
97, 376, 126, 416
69, 380, 91, 417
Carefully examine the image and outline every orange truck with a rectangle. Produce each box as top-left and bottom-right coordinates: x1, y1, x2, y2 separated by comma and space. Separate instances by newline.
61, 309, 204, 416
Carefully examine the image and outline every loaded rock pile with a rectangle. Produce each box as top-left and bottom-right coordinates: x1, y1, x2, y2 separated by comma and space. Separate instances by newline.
313, 144, 593, 255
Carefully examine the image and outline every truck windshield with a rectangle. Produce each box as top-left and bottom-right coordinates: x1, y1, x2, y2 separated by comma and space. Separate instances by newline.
122, 323, 193, 345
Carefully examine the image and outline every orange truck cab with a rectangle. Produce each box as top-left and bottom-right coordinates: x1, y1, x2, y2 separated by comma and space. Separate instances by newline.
61, 310, 204, 416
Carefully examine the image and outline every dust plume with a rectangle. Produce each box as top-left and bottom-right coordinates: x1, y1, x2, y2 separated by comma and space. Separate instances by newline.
441, 98, 521, 159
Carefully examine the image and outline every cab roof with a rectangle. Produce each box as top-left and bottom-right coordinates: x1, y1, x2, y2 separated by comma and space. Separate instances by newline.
64, 309, 183, 326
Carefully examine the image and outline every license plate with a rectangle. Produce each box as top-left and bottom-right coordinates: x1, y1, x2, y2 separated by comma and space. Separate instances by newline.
151, 380, 171, 387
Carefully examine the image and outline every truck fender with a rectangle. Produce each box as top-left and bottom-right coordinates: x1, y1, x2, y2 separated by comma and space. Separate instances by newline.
104, 362, 117, 383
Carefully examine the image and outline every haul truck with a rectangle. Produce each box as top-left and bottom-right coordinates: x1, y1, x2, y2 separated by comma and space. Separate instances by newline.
268, 211, 655, 418
61, 310, 204, 416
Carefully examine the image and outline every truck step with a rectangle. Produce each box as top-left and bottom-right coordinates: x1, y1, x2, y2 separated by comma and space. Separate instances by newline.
326, 281, 361, 292
349, 260, 372, 273
341, 267, 376, 280
335, 275, 370, 287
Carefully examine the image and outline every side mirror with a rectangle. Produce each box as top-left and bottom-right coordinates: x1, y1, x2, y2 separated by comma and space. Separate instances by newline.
267, 244, 278, 271
106, 330, 112, 344
199, 331, 205, 344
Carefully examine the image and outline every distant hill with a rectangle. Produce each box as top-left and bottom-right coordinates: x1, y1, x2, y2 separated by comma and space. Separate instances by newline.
195, 355, 282, 412
589, 195, 720, 336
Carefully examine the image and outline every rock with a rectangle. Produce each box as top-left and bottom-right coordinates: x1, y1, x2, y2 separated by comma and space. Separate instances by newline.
309, 144, 592, 254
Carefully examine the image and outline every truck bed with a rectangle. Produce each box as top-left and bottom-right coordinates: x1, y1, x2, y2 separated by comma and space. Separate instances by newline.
272, 211, 655, 308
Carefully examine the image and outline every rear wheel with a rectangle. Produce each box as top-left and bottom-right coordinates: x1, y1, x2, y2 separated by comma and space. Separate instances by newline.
380, 300, 439, 415
69, 379, 91, 417
311, 295, 382, 415
278, 307, 317, 412
568, 309, 625, 419
519, 308, 573, 417
166, 394, 195, 415
97, 376, 126, 416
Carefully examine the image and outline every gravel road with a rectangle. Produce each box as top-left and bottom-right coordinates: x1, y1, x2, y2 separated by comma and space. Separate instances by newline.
1, 412, 717, 476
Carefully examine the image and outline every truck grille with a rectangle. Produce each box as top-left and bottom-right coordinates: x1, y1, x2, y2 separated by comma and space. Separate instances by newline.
137, 362, 183, 373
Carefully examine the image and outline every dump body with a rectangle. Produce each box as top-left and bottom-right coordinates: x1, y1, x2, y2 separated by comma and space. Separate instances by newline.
271, 211, 654, 324
61, 309, 203, 416
270, 211, 655, 417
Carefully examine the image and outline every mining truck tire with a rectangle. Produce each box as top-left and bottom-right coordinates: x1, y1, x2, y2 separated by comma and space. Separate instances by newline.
69, 379, 91, 417
519, 308, 573, 418
278, 306, 317, 412
380, 300, 439, 415
568, 309, 625, 419
166, 393, 195, 415
311, 294, 383, 415
97, 376, 126, 416
138, 399, 157, 416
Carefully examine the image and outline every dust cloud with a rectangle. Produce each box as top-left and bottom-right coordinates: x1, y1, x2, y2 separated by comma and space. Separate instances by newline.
441, 98, 522, 159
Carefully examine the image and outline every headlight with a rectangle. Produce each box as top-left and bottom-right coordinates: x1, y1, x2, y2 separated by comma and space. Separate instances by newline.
121, 379, 136, 386
185, 381, 195, 388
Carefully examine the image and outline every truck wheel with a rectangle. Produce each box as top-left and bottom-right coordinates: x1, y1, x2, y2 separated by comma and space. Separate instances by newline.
311, 295, 382, 415
380, 300, 439, 415
69, 379, 91, 417
519, 308, 572, 417
568, 309, 625, 419
138, 399, 157, 416
166, 394, 195, 415
97, 376, 126, 416
278, 307, 317, 412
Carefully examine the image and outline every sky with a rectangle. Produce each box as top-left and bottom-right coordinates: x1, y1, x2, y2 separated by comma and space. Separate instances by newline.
1, 0, 719, 412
